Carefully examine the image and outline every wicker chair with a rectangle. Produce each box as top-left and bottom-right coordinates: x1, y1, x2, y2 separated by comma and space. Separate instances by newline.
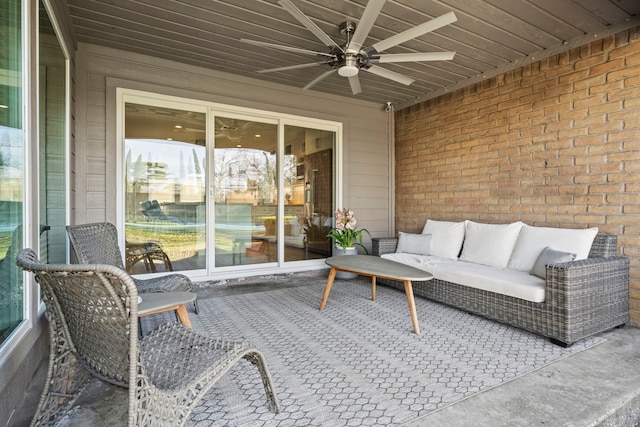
16, 248, 280, 426
66, 222, 199, 314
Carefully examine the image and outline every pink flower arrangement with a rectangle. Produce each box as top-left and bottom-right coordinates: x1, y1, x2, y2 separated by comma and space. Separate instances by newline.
327, 208, 371, 253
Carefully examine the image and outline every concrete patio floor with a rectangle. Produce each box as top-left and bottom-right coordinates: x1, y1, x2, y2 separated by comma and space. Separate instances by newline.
7, 277, 640, 426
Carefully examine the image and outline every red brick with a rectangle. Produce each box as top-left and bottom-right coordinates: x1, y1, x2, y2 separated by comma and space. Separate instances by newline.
573, 94, 607, 109
590, 101, 624, 115
592, 81, 626, 96
623, 97, 640, 108
608, 64, 640, 82
610, 42, 640, 59
609, 129, 640, 142
575, 53, 607, 70
608, 172, 640, 182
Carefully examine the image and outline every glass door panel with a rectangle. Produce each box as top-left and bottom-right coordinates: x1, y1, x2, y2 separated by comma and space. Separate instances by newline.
39, 0, 67, 264
124, 103, 206, 274
0, 0, 24, 344
213, 117, 277, 266
284, 125, 334, 261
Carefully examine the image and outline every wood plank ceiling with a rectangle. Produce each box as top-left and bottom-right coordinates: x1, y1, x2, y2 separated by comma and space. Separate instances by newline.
63, 0, 640, 109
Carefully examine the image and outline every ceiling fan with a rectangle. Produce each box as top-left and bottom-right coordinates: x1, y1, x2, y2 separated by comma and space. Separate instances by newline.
241, 0, 457, 95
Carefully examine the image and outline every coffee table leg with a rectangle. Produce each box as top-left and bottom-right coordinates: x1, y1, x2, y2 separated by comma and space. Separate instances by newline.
371, 276, 376, 301
176, 304, 192, 329
320, 267, 337, 310
403, 280, 420, 334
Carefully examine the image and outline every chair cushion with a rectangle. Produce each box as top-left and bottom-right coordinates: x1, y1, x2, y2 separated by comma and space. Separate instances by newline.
396, 232, 432, 256
507, 225, 598, 272
530, 246, 576, 278
458, 221, 524, 268
421, 220, 465, 260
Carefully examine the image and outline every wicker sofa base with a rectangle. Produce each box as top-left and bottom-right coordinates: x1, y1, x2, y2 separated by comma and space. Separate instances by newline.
374, 234, 630, 346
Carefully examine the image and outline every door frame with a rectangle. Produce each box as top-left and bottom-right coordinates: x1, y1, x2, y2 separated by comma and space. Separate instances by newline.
116, 88, 343, 281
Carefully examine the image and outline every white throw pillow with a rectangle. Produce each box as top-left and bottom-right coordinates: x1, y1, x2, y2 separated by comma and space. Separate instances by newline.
507, 225, 598, 272
458, 221, 524, 268
421, 220, 465, 260
530, 246, 577, 278
396, 232, 431, 256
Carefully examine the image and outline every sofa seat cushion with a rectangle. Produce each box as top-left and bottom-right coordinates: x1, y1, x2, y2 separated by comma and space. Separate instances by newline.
381, 253, 546, 303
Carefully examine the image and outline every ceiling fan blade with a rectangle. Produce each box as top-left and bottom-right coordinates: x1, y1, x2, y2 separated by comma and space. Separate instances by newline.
374, 51, 456, 63
303, 69, 335, 90
278, 0, 343, 52
241, 39, 332, 57
257, 62, 327, 74
364, 65, 414, 86
346, 0, 386, 53
369, 11, 457, 54
348, 75, 362, 95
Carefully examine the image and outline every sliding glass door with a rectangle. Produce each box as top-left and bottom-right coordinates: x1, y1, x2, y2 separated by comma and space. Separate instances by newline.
213, 118, 335, 267
124, 103, 207, 274
121, 92, 338, 277
283, 125, 334, 261
213, 116, 278, 266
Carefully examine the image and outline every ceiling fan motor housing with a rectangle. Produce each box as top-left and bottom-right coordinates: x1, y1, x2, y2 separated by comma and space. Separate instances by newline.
335, 21, 368, 76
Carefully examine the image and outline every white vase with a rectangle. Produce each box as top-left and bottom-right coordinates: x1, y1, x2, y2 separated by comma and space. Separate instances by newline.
332, 246, 358, 279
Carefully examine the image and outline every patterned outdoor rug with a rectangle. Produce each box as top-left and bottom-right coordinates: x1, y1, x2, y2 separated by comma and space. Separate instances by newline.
184, 276, 603, 427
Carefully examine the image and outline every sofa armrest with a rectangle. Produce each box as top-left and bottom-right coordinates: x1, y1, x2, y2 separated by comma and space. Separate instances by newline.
545, 256, 629, 342
372, 237, 398, 256
589, 232, 618, 258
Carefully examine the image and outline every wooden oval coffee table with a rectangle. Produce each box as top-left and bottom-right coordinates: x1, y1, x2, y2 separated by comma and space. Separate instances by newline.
319, 255, 433, 334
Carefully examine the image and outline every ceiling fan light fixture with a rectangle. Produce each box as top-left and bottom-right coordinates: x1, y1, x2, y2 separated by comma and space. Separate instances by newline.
338, 56, 359, 77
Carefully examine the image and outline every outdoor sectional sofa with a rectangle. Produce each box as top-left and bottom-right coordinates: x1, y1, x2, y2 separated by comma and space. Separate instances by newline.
372, 220, 630, 346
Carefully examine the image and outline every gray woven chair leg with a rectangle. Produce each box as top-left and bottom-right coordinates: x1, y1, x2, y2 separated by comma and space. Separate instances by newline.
244, 351, 281, 413
30, 313, 94, 426
193, 298, 199, 315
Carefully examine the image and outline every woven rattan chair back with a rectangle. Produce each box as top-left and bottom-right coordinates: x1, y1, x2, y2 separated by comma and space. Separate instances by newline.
66, 222, 127, 269
16, 248, 279, 426
66, 222, 199, 314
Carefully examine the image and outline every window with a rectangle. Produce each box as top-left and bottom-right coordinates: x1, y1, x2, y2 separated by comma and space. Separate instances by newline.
0, 0, 70, 350
39, 0, 68, 263
0, 0, 24, 345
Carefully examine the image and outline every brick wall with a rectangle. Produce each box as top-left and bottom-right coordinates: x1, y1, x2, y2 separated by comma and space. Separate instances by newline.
394, 26, 640, 325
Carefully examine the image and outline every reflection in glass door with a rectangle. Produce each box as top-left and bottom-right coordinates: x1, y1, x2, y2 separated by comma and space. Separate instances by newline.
284, 125, 334, 262
124, 104, 206, 274
213, 118, 335, 266
213, 117, 278, 266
